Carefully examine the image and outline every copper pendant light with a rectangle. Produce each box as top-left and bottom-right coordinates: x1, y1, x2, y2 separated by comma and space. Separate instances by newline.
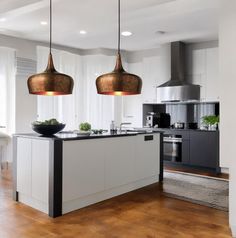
27, 0, 74, 95
96, 0, 142, 95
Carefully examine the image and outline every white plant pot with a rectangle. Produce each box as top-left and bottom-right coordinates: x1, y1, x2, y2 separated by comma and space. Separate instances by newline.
208, 124, 217, 131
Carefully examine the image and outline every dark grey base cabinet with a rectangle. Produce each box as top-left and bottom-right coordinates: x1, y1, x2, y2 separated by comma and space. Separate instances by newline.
189, 131, 219, 169
163, 129, 220, 172
182, 139, 190, 164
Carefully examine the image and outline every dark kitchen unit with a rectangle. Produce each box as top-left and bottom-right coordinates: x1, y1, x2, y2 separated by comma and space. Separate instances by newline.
161, 129, 220, 173
143, 101, 220, 173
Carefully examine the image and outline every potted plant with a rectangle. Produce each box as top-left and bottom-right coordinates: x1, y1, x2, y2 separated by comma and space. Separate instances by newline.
202, 115, 219, 130
78, 122, 92, 134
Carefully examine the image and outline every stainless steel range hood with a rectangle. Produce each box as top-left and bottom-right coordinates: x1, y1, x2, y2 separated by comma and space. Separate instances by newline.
157, 41, 200, 102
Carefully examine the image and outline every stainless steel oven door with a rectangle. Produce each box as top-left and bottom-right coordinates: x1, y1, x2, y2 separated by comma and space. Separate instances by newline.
163, 136, 182, 162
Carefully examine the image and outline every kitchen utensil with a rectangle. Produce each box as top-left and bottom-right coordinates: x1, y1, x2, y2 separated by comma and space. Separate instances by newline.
91, 129, 107, 134
172, 122, 185, 129
188, 122, 198, 129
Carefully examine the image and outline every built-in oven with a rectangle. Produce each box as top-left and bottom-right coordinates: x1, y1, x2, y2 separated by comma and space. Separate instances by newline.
163, 134, 182, 162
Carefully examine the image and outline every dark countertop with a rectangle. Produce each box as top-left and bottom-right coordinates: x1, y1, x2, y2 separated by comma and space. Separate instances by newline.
14, 131, 162, 141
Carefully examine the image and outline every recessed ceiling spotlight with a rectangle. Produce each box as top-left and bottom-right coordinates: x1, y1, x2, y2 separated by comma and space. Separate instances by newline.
40, 21, 48, 25
0, 18, 6, 22
121, 31, 132, 36
79, 30, 87, 35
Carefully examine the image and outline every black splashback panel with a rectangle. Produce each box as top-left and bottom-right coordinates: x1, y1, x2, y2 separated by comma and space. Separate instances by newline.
143, 102, 219, 128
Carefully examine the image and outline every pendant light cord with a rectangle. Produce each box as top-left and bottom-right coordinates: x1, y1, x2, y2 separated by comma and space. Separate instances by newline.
50, 0, 52, 54
118, 0, 120, 54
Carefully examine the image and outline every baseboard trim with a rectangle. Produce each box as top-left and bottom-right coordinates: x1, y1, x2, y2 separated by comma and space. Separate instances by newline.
221, 167, 229, 174
18, 193, 48, 214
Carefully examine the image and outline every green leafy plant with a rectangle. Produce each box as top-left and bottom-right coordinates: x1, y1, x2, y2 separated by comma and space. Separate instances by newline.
202, 115, 219, 126
79, 122, 91, 131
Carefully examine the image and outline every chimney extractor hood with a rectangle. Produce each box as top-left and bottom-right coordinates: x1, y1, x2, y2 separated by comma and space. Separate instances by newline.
157, 41, 200, 102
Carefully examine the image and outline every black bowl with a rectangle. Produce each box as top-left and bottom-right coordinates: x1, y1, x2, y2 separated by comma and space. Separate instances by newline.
32, 124, 66, 136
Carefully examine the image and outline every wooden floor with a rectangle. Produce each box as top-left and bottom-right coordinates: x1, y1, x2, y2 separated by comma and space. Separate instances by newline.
0, 166, 231, 238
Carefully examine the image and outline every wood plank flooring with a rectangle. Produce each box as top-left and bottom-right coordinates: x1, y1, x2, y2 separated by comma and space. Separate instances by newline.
0, 166, 231, 238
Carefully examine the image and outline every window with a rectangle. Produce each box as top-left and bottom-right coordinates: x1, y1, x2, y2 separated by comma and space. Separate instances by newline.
37, 46, 116, 130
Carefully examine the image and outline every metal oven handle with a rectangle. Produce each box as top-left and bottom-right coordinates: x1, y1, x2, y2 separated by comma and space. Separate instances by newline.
163, 137, 182, 143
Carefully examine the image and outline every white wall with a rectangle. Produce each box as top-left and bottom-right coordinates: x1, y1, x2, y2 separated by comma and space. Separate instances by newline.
219, 1, 236, 236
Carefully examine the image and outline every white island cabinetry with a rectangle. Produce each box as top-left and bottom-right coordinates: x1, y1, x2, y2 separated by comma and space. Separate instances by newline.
14, 133, 162, 217
16, 138, 49, 213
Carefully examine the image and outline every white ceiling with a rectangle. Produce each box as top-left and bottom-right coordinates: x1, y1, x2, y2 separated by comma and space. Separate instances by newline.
0, 0, 221, 51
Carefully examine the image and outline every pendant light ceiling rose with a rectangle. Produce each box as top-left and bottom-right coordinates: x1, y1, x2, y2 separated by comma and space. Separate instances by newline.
27, 0, 74, 96
95, 0, 142, 96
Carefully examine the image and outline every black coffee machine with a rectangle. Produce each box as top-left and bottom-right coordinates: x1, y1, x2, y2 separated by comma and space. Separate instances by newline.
146, 112, 170, 128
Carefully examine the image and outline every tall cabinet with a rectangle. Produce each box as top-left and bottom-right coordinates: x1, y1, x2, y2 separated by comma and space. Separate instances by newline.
187, 46, 219, 102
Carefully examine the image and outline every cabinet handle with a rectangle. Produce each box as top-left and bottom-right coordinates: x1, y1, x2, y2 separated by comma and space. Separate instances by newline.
144, 135, 153, 141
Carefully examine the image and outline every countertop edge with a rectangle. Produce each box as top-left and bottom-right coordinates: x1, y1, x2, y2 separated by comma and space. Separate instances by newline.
13, 131, 163, 141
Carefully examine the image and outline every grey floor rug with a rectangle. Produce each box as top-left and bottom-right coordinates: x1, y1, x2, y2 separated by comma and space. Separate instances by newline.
163, 171, 229, 211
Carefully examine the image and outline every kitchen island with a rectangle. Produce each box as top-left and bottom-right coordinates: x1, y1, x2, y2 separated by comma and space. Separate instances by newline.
13, 132, 163, 217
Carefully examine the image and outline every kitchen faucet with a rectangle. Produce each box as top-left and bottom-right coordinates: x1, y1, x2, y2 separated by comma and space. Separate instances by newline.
120, 122, 132, 132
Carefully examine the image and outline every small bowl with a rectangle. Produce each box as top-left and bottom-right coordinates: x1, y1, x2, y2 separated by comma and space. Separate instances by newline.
32, 124, 66, 136
74, 130, 91, 136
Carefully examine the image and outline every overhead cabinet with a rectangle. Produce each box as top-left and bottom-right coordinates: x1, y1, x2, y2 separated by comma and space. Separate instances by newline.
188, 47, 219, 102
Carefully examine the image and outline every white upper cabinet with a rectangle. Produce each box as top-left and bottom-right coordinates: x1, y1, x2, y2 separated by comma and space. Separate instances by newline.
121, 57, 159, 127
122, 46, 171, 126
121, 61, 143, 127
187, 48, 207, 101
142, 56, 161, 103
205, 48, 219, 101
187, 47, 219, 102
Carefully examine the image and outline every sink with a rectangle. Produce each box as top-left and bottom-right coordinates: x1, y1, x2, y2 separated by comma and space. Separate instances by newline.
117, 130, 139, 135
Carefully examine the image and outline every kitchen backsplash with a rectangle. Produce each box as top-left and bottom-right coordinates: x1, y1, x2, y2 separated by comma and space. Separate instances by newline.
143, 102, 219, 128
